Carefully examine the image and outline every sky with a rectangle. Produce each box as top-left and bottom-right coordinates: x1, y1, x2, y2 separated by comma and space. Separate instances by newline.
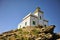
0, 0, 60, 33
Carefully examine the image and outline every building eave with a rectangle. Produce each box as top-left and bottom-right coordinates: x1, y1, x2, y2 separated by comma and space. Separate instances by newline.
43, 19, 48, 22
23, 13, 38, 21
23, 12, 31, 20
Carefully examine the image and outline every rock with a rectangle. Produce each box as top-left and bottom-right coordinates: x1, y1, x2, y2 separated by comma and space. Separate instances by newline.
0, 25, 60, 40
45, 33, 53, 39
57, 38, 60, 40
39, 25, 55, 33
36, 37, 46, 40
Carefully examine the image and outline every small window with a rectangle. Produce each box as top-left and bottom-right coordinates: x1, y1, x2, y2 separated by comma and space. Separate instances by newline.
44, 25, 46, 27
40, 16, 41, 20
25, 22, 27, 25
33, 21, 35, 25
20, 25, 21, 28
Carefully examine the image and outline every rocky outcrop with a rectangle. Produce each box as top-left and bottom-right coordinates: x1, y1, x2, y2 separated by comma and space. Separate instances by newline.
0, 25, 60, 40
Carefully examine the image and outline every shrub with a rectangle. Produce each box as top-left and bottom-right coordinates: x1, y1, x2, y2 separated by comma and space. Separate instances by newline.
31, 29, 40, 35
18, 28, 22, 31
23, 31, 29, 35
23, 27, 25, 28
18, 29, 23, 34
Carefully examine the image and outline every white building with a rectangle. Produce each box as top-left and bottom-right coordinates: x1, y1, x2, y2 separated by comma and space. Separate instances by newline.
18, 7, 48, 29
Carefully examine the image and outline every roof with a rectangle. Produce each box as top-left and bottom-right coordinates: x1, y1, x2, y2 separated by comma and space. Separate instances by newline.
34, 7, 44, 14
23, 12, 38, 20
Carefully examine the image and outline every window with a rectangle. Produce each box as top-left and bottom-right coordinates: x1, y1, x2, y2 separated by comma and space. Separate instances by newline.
25, 22, 27, 25
20, 25, 21, 28
40, 16, 41, 20
44, 25, 46, 27
33, 21, 35, 25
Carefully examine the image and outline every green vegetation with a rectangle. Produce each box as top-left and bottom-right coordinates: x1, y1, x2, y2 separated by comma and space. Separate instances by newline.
18, 28, 23, 34
31, 29, 40, 35
18, 28, 22, 31
23, 31, 29, 35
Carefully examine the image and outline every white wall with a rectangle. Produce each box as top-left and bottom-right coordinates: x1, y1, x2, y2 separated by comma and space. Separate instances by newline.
34, 12, 44, 26
38, 12, 44, 25
18, 12, 48, 29
30, 16, 38, 26
34, 12, 38, 16
43, 21, 48, 26
18, 16, 30, 29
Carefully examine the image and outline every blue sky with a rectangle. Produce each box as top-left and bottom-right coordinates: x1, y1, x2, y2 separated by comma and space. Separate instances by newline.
0, 0, 60, 33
